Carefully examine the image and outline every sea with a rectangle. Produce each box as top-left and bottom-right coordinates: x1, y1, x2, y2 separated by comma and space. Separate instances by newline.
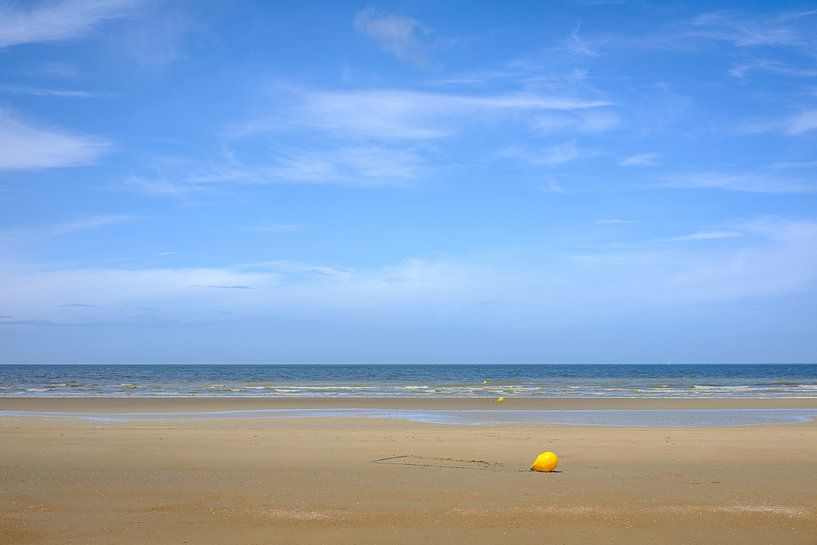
2, 364, 816, 398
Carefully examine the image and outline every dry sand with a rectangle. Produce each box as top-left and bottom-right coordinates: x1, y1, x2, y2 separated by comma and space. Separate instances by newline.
1, 398, 816, 544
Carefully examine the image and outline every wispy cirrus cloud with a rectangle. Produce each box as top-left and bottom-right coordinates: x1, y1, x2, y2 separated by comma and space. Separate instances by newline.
605, 230, 744, 249
620, 152, 659, 166
648, 230, 743, 244
659, 172, 817, 194
138, 85, 614, 196
0, 0, 137, 48
0, 108, 111, 170
2, 218, 816, 329
121, 176, 198, 197
784, 109, 817, 134
771, 160, 817, 169
729, 59, 817, 79
124, 144, 425, 197
354, 7, 431, 65
532, 109, 619, 134
739, 108, 817, 135
688, 10, 817, 49
502, 142, 595, 167
241, 88, 613, 141
575, 8, 817, 58
0, 214, 138, 243
564, 24, 598, 57
257, 145, 424, 186
0, 84, 111, 98
118, 2, 192, 70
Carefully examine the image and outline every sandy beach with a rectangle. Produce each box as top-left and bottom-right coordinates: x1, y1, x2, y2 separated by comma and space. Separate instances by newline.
1, 398, 816, 544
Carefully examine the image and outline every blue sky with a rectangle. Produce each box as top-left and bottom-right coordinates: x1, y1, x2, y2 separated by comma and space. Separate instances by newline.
1, 0, 816, 363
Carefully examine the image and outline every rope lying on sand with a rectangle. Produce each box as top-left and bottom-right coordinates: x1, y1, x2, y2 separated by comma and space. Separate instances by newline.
370, 454, 531, 472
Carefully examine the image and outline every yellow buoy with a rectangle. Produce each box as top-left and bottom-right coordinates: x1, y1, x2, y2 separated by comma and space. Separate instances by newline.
496, 396, 505, 403
530, 451, 558, 472
483, 380, 488, 385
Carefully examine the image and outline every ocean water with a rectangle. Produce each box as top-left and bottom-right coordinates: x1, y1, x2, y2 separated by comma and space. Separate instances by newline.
1, 364, 816, 398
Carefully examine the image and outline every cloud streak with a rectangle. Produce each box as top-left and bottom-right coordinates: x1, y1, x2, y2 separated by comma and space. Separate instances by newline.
0, 108, 111, 170
624, 230, 744, 246
0, 215, 138, 243
134, 84, 614, 195
354, 7, 431, 65
621, 153, 659, 166
0, 0, 137, 48
689, 10, 817, 49
0, 85, 111, 98
1, 218, 815, 327
659, 172, 816, 194
784, 110, 817, 135
244, 89, 614, 141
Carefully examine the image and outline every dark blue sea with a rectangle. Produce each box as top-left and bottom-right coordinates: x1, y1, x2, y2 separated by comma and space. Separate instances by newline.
1, 364, 816, 398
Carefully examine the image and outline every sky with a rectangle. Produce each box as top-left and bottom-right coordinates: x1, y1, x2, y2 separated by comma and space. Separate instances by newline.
0, 0, 816, 364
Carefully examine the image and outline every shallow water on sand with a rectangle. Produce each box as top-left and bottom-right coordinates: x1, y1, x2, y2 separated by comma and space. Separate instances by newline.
3, 408, 817, 427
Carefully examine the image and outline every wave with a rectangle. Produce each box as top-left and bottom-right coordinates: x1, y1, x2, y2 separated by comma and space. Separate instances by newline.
2, 364, 816, 398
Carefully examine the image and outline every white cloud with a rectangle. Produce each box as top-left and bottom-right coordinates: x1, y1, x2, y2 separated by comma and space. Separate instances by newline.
0, 84, 110, 98
593, 9, 817, 59
771, 160, 817, 169
354, 7, 430, 65
785, 109, 817, 134
653, 230, 743, 243
0, 0, 136, 48
503, 142, 594, 167
539, 178, 566, 193
660, 172, 816, 194
620, 152, 659, 166
261, 145, 423, 186
606, 230, 744, 248
565, 24, 598, 56
538, 142, 588, 165
0, 108, 111, 170
0, 214, 137, 243
121, 176, 198, 197
739, 109, 817, 135
118, 2, 191, 70
729, 59, 817, 79
532, 109, 619, 134
2, 219, 816, 326
247, 89, 613, 141
199, 87, 615, 195
124, 145, 425, 196
568, 218, 817, 305
689, 10, 817, 49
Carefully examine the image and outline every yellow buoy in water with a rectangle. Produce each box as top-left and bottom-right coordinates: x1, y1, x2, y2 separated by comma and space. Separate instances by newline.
530, 451, 558, 472
496, 396, 505, 403
483, 380, 488, 385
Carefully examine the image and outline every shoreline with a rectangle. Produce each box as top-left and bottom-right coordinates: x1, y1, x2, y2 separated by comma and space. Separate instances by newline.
3, 396, 817, 413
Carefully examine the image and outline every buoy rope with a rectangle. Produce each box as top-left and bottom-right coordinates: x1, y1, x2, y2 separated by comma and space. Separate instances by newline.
370, 455, 529, 472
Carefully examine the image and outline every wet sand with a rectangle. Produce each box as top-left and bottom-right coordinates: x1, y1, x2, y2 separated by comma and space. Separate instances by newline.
1, 399, 816, 544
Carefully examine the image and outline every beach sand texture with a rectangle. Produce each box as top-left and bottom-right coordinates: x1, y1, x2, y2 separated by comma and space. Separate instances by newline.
1, 400, 816, 544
